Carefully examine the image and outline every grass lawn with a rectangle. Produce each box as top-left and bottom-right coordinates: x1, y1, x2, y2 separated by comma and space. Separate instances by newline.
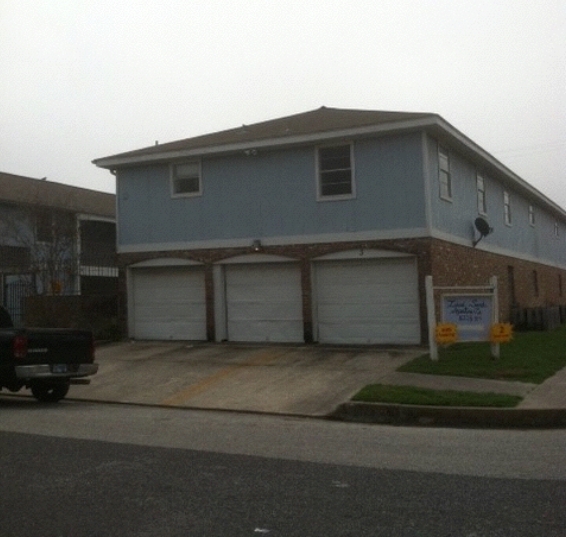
398, 326, 566, 384
352, 384, 522, 407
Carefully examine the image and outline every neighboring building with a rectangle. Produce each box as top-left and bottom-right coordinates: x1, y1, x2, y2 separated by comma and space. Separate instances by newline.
0, 172, 117, 325
93, 107, 566, 344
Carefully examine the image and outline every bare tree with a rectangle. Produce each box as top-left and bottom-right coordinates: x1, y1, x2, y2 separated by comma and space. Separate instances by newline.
0, 203, 78, 297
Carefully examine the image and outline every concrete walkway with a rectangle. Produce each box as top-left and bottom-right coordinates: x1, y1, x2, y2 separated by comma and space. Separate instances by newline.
517, 364, 566, 409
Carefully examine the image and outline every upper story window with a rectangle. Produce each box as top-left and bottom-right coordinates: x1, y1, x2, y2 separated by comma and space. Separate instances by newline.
35, 212, 52, 243
503, 191, 512, 226
554, 221, 560, 238
438, 145, 451, 201
171, 161, 202, 198
35, 211, 74, 244
317, 144, 355, 200
476, 173, 486, 214
528, 205, 535, 226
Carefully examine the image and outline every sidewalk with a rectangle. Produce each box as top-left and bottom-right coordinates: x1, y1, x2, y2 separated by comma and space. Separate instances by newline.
331, 364, 566, 428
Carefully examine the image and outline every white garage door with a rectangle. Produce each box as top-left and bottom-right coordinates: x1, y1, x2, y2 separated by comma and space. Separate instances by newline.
314, 258, 420, 345
131, 266, 206, 340
225, 263, 303, 342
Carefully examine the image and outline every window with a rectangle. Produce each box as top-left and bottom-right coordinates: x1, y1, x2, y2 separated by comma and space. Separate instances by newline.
317, 144, 355, 199
36, 212, 52, 242
438, 145, 451, 200
528, 205, 535, 226
532, 270, 539, 297
503, 191, 512, 225
476, 173, 486, 214
171, 161, 202, 197
554, 221, 560, 238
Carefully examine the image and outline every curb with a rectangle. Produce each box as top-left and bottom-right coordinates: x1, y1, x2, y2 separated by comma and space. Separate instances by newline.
329, 402, 566, 429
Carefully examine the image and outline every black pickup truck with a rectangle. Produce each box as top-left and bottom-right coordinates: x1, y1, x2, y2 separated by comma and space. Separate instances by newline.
0, 306, 98, 402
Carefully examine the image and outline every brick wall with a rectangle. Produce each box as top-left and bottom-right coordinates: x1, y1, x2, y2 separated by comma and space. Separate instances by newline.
25, 294, 119, 339
118, 238, 433, 342
430, 239, 566, 321
117, 237, 565, 341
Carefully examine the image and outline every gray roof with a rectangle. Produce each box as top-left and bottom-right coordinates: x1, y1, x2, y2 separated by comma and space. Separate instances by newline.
93, 106, 565, 218
0, 172, 115, 218
94, 107, 437, 167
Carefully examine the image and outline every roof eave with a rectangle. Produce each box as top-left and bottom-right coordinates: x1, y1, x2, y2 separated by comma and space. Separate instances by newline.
433, 118, 566, 218
92, 116, 440, 169
93, 114, 566, 219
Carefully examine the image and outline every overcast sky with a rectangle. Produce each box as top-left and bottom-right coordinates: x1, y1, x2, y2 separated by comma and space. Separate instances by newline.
1, 1, 565, 209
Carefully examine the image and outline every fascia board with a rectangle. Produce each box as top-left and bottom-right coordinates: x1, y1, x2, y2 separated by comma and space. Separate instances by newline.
76, 213, 116, 223
434, 117, 566, 219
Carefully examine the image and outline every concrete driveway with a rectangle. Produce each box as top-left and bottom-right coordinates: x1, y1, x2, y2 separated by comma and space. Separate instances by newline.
73, 342, 424, 416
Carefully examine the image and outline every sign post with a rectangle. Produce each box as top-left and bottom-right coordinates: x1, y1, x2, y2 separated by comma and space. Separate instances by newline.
490, 276, 499, 359
425, 276, 438, 360
426, 276, 509, 360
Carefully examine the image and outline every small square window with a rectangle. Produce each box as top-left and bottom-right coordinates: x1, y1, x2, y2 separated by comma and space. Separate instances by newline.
171, 161, 202, 197
439, 145, 451, 200
317, 144, 355, 200
476, 173, 486, 214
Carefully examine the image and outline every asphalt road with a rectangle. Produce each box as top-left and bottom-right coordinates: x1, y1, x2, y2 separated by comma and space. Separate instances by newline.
1, 398, 565, 536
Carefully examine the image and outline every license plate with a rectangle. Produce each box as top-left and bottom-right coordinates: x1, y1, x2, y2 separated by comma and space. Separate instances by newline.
52, 364, 68, 374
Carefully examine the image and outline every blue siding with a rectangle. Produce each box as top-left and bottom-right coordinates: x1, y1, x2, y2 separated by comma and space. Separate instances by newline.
426, 136, 566, 266
117, 133, 427, 247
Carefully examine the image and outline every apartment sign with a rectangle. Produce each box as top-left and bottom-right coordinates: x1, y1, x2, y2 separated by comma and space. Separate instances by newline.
441, 294, 493, 342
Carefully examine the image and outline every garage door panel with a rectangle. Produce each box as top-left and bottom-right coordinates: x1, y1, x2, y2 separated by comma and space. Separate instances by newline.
132, 267, 206, 340
226, 264, 303, 342
319, 304, 408, 321
134, 319, 204, 341
228, 320, 301, 342
229, 301, 301, 321
318, 320, 420, 345
228, 286, 296, 302
315, 258, 420, 345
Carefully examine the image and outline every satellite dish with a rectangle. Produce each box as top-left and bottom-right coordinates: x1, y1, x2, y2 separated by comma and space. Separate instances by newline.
473, 217, 493, 247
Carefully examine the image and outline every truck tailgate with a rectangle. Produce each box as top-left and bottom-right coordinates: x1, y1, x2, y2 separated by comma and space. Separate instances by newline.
20, 328, 94, 365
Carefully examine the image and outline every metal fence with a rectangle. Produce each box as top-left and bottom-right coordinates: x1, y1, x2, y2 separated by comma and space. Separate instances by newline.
4, 280, 28, 327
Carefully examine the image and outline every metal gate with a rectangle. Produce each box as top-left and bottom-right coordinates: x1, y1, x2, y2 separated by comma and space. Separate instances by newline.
4, 280, 29, 327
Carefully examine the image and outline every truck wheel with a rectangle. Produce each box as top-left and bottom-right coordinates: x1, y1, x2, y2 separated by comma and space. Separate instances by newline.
31, 382, 70, 403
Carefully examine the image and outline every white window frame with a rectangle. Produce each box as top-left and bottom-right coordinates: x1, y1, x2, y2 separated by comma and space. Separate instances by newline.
528, 205, 535, 227
438, 145, 452, 201
476, 173, 487, 215
170, 160, 202, 198
316, 143, 356, 201
503, 191, 512, 226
